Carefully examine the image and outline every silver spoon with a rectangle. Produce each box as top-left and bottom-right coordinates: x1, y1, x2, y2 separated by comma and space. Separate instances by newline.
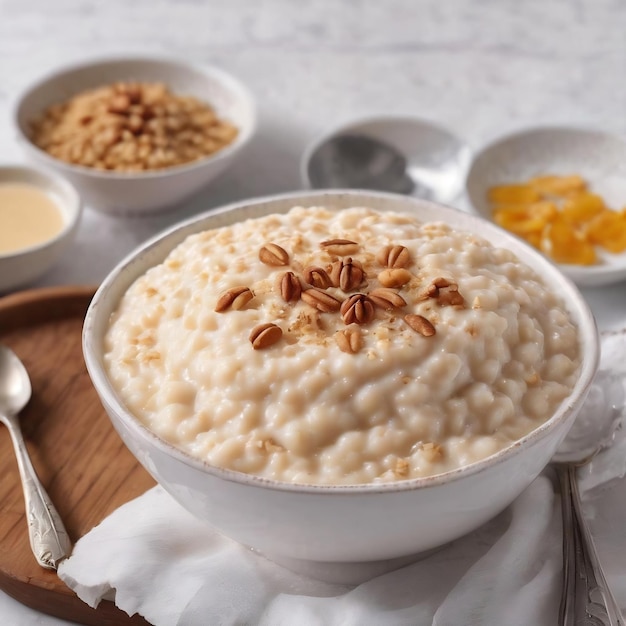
305, 132, 470, 203
0, 345, 71, 570
554, 369, 625, 625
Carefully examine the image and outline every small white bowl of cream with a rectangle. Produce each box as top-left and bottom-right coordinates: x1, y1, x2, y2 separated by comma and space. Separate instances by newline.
0, 165, 82, 292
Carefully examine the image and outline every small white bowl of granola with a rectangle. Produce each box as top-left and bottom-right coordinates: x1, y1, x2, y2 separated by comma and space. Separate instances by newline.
14, 56, 256, 215
83, 190, 598, 578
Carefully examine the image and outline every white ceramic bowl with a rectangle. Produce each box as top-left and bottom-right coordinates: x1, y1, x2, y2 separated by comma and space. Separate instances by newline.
83, 190, 598, 575
0, 165, 81, 292
14, 56, 256, 215
466, 126, 626, 287
301, 116, 471, 204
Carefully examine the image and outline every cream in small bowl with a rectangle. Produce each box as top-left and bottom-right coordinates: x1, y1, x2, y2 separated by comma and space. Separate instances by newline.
0, 165, 81, 292
84, 191, 598, 567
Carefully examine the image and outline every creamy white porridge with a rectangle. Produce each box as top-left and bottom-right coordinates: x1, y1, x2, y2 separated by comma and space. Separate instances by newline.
104, 206, 581, 485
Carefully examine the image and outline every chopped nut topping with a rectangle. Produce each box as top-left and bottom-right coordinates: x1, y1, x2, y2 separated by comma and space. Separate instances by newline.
438, 287, 465, 307
303, 266, 332, 289
377, 245, 411, 268
278, 271, 302, 302
329, 257, 365, 292
215, 286, 254, 312
472, 296, 482, 309
421, 442, 443, 462
432, 277, 452, 289
249, 322, 283, 349
301, 287, 342, 313
335, 327, 363, 354
404, 314, 436, 336
378, 268, 412, 288
320, 239, 359, 256
419, 277, 465, 307
394, 458, 410, 476
255, 438, 284, 453
340, 294, 375, 325
259, 243, 290, 266
525, 371, 541, 386
368, 288, 407, 310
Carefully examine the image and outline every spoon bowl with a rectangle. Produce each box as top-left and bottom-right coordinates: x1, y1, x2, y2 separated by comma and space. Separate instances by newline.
302, 116, 471, 203
0, 345, 71, 569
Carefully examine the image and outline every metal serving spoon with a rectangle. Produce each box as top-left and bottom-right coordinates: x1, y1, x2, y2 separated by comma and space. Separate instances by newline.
305, 131, 470, 203
554, 369, 625, 625
307, 134, 416, 195
0, 345, 71, 570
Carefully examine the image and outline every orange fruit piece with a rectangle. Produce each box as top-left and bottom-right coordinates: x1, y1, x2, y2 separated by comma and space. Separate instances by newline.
493, 202, 557, 235
487, 184, 540, 205
586, 211, 626, 253
541, 217, 597, 265
561, 193, 605, 225
529, 175, 587, 197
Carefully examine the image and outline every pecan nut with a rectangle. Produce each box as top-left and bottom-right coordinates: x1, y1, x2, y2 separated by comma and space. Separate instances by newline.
278, 271, 302, 302
320, 238, 359, 256
329, 258, 365, 292
340, 293, 375, 325
404, 314, 436, 337
259, 243, 290, 266
377, 244, 411, 268
249, 322, 283, 349
303, 266, 332, 289
368, 288, 407, 310
215, 286, 254, 312
301, 287, 342, 313
335, 327, 363, 354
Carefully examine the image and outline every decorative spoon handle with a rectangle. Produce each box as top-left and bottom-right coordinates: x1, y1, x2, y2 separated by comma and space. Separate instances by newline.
1, 412, 72, 569
558, 464, 624, 626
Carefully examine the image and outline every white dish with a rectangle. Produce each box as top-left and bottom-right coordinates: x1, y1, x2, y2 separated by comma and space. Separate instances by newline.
466, 126, 626, 287
0, 164, 81, 292
302, 116, 470, 204
83, 190, 598, 572
13, 55, 256, 215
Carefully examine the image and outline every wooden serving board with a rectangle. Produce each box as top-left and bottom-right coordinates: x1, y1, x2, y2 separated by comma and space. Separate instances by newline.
0, 287, 155, 625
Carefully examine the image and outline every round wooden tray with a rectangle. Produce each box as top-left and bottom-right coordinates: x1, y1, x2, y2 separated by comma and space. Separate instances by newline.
0, 286, 154, 625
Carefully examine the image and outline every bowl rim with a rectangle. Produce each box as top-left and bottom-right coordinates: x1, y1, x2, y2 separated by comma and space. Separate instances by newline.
0, 163, 82, 260
12, 53, 257, 180
464, 123, 626, 284
83, 188, 600, 494
300, 113, 469, 190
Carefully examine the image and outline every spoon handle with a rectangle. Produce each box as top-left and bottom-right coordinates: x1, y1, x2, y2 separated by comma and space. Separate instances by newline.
557, 464, 625, 626
1, 412, 72, 570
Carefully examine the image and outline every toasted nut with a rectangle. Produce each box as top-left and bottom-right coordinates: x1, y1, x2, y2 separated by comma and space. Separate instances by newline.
279, 271, 302, 302
108, 94, 131, 114
377, 244, 411, 268
303, 266, 332, 289
215, 286, 254, 312
320, 239, 359, 256
335, 327, 363, 354
421, 442, 443, 462
378, 268, 412, 288
368, 288, 407, 310
249, 322, 283, 349
404, 314, 436, 336
340, 294, 375, 325
438, 289, 465, 307
329, 258, 365, 292
301, 287, 342, 313
432, 277, 453, 289
259, 243, 290, 266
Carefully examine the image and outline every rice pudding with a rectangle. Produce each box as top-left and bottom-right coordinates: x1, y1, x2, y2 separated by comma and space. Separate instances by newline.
104, 206, 581, 485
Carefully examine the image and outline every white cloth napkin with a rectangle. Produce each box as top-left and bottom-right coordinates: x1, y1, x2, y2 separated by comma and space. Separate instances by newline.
58, 332, 626, 626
